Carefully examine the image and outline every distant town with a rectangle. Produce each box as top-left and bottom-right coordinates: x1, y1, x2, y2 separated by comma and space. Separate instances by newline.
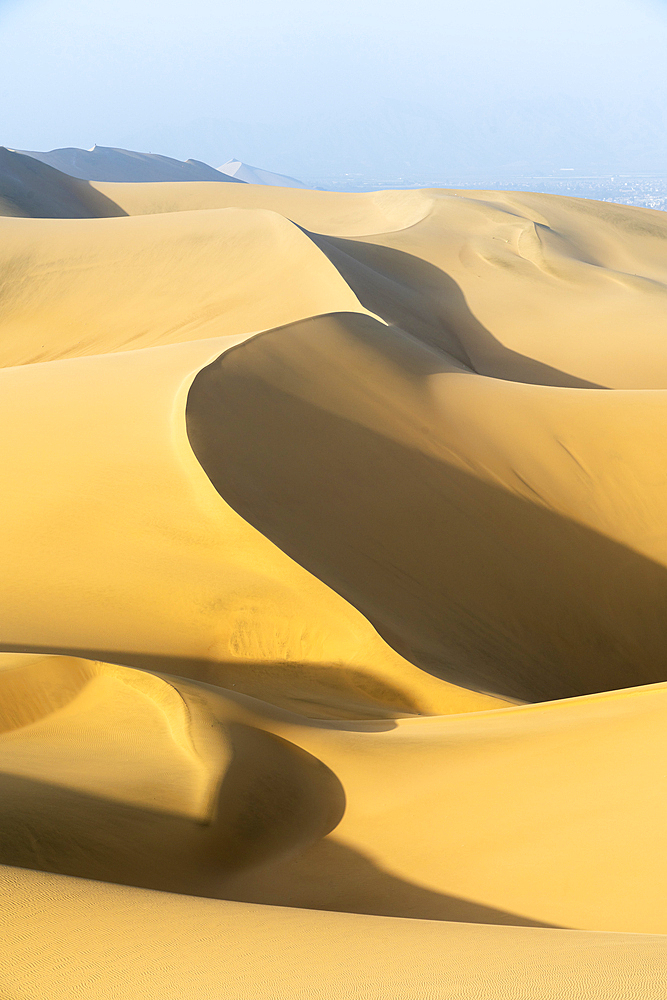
323, 173, 667, 212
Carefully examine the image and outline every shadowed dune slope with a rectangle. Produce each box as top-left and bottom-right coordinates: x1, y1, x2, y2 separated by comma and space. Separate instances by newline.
0, 655, 345, 896
1, 654, 667, 933
0, 147, 126, 219
187, 312, 667, 703
18, 145, 245, 183
307, 192, 667, 388
1, 177, 667, 994
0, 337, 506, 718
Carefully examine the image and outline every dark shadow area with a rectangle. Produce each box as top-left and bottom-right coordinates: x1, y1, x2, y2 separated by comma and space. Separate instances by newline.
0, 769, 558, 928
186, 314, 667, 703
303, 228, 606, 388
0, 722, 345, 896
220, 837, 561, 928
0, 147, 127, 219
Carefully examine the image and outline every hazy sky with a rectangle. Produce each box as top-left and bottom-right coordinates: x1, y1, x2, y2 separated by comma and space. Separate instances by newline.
2, 0, 667, 178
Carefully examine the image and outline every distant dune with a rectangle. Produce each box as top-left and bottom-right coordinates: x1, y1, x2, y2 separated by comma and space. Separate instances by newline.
0, 146, 126, 218
15, 144, 245, 183
218, 157, 307, 187
1, 151, 667, 997
16, 145, 308, 188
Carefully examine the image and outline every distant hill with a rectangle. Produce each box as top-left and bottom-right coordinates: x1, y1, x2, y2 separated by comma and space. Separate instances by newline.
217, 158, 307, 188
15, 145, 245, 184
0, 147, 126, 218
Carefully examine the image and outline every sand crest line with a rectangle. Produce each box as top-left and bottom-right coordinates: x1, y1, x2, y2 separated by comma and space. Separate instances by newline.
1, 160, 667, 994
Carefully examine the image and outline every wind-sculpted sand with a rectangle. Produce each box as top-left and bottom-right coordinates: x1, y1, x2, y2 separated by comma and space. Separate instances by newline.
1, 151, 666, 997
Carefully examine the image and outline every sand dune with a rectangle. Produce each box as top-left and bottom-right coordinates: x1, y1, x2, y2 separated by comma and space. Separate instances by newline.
0, 163, 666, 994
188, 311, 667, 702
4, 867, 666, 1000
91, 176, 436, 233
2, 651, 666, 932
17, 144, 245, 183
218, 157, 307, 187
0, 335, 503, 719
0, 209, 374, 365
0, 146, 126, 219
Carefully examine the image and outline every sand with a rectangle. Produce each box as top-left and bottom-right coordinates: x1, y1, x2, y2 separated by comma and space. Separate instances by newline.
0, 153, 666, 996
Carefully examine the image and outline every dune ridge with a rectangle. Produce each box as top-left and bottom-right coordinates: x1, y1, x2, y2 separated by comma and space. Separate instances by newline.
2, 648, 667, 932
0, 161, 666, 995
218, 157, 307, 187
0, 209, 376, 365
16, 144, 246, 184
0, 147, 127, 220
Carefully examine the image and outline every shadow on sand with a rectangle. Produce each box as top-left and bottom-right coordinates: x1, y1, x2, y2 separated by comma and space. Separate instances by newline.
0, 769, 558, 928
185, 313, 667, 704
304, 229, 605, 388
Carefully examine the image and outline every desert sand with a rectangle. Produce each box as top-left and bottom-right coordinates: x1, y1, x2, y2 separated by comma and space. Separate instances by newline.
0, 151, 666, 996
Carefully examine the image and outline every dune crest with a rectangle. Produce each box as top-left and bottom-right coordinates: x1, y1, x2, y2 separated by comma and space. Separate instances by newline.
0, 208, 375, 366
0, 653, 345, 894
2, 651, 667, 933
16, 145, 245, 184
218, 157, 307, 188
187, 311, 667, 702
0, 164, 666, 994
0, 147, 126, 220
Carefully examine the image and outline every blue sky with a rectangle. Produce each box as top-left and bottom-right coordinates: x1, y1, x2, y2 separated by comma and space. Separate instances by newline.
2, 0, 667, 178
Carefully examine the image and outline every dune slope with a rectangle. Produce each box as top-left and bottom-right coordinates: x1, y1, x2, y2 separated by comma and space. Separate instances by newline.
0, 147, 126, 219
187, 311, 667, 702
2, 652, 666, 933
3, 866, 667, 1000
0, 173, 666, 994
218, 157, 307, 187
0, 208, 375, 365
0, 336, 503, 719
18, 144, 245, 183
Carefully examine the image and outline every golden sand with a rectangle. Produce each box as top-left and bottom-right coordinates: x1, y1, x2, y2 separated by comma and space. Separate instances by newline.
0, 151, 666, 996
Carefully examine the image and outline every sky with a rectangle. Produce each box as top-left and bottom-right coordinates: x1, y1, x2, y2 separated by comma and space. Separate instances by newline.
1, 0, 667, 180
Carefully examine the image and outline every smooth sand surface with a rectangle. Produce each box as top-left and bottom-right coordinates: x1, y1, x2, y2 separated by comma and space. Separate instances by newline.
1, 153, 666, 994
0, 210, 374, 365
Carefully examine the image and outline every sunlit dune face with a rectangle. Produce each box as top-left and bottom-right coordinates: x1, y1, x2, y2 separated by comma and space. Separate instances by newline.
0, 656, 345, 893
1, 166, 667, 995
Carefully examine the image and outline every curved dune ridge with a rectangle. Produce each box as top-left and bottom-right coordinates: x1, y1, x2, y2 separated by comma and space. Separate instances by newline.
0, 155, 666, 996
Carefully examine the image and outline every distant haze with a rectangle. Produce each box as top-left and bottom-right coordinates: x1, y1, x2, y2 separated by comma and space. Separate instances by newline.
1, 0, 667, 182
